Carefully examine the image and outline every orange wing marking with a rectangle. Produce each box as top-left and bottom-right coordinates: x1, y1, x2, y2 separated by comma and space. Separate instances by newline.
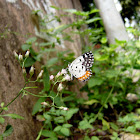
78, 71, 91, 81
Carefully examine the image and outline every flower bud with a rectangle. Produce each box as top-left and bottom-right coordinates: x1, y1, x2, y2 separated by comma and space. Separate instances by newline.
13, 51, 18, 59
57, 83, 63, 91
22, 67, 26, 75
29, 66, 34, 76
25, 50, 30, 57
41, 102, 49, 106
37, 70, 44, 80
50, 75, 54, 80
18, 54, 23, 61
62, 74, 71, 81
59, 106, 68, 111
56, 71, 61, 78
61, 69, 67, 75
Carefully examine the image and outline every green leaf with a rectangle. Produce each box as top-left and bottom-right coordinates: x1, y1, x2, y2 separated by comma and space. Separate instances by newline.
102, 119, 110, 130
125, 126, 136, 133
32, 97, 46, 115
84, 99, 99, 105
43, 67, 50, 92
1, 102, 4, 107
41, 130, 56, 138
84, 136, 90, 140
96, 54, 109, 61
110, 122, 119, 131
21, 44, 31, 51
89, 9, 100, 14
2, 107, 8, 111
0, 117, 5, 124
3, 114, 24, 119
88, 77, 103, 88
26, 37, 37, 44
79, 119, 93, 130
101, 37, 107, 44
54, 24, 71, 34
50, 5, 60, 10
54, 126, 62, 132
60, 127, 70, 136
43, 113, 52, 121
54, 116, 65, 123
36, 115, 45, 121
135, 121, 140, 128
136, 41, 140, 48
64, 9, 89, 16
91, 136, 99, 140
24, 57, 36, 67
46, 58, 58, 67
64, 9, 77, 14
2, 125, 13, 137
115, 39, 127, 44
63, 124, 73, 128
54, 96, 65, 107
65, 108, 79, 120
86, 17, 101, 24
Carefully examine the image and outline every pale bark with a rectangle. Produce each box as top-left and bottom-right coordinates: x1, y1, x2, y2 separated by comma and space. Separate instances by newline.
94, 0, 129, 44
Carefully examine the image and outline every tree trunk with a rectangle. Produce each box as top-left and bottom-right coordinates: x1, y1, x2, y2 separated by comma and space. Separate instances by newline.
0, 0, 83, 139
94, 0, 129, 44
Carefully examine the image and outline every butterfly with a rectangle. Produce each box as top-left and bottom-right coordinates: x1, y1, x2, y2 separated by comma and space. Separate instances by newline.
68, 51, 94, 81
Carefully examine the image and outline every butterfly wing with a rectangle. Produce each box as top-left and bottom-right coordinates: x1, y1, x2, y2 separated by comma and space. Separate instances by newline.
68, 51, 94, 81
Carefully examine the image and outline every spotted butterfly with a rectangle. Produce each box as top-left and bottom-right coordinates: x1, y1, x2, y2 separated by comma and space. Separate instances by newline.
68, 51, 94, 81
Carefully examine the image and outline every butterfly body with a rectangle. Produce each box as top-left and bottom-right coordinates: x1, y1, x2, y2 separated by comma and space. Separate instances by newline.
68, 51, 94, 81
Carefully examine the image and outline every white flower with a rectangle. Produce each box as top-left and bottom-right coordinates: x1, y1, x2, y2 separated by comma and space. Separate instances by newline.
37, 70, 44, 80
61, 69, 67, 75
57, 83, 63, 91
18, 54, 23, 61
29, 66, 34, 76
59, 106, 68, 111
62, 74, 71, 81
25, 50, 30, 57
50, 75, 54, 80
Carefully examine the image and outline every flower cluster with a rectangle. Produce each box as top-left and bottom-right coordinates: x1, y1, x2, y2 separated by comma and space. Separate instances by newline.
14, 50, 69, 111
14, 50, 44, 80
49, 69, 71, 92
50, 69, 71, 82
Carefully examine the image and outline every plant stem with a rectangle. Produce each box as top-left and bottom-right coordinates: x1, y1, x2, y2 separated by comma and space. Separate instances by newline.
93, 86, 114, 122
24, 90, 49, 98
36, 124, 45, 140
0, 88, 24, 114
0, 81, 29, 114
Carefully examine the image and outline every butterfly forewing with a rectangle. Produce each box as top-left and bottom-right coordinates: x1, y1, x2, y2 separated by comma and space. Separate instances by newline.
82, 51, 94, 68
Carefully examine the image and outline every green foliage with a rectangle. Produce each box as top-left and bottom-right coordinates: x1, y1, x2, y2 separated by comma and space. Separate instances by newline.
20, 7, 140, 139
32, 98, 46, 115
118, 113, 140, 133
0, 125, 13, 139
